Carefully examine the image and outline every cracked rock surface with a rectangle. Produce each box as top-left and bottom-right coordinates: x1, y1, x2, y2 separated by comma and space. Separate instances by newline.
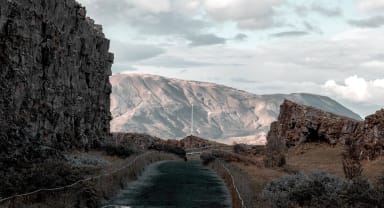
0, 0, 113, 156
267, 100, 384, 160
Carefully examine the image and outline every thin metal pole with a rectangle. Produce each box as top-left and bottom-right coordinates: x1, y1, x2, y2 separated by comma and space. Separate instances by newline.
191, 103, 194, 135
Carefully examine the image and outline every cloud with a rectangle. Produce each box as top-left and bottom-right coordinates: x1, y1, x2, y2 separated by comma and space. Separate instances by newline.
187, 34, 227, 46
294, 2, 341, 17
141, 56, 213, 68
129, 0, 171, 13
231, 77, 257, 83
112, 64, 138, 74
203, 0, 284, 29
357, 0, 384, 12
303, 21, 322, 34
126, 12, 209, 37
110, 41, 166, 62
311, 4, 341, 17
270, 31, 308, 38
78, 0, 210, 38
323, 75, 384, 103
348, 15, 384, 28
361, 60, 384, 68
234, 33, 248, 41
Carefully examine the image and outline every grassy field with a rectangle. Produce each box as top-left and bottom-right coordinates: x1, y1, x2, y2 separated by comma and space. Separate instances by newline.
211, 142, 384, 207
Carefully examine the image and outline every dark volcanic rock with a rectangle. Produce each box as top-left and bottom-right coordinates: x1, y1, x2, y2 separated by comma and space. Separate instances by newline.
353, 109, 384, 160
267, 100, 384, 160
267, 100, 361, 147
0, 0, 113, 152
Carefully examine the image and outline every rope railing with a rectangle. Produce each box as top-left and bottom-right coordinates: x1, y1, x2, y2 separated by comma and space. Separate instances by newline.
218, 160, 247, 208
0, 152, 154, 204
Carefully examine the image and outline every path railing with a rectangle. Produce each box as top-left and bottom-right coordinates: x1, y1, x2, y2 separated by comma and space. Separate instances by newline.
0, 151, 175, 207
217, 160, 246, 208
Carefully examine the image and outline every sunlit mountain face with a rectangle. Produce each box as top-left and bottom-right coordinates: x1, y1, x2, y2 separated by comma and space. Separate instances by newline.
79, 0, 384, 117
110, 74, 361, 144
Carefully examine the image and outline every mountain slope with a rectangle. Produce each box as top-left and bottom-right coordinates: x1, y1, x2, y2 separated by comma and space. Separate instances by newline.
110, 74, 361, 144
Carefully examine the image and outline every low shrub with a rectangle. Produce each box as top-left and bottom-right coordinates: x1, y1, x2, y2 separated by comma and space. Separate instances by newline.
342, 159, 363, 180
233, 143, 248, 154
148, 143, 186, 159
0, 161, 96, 198
200, 150, 259, 166
262, 171, 384, 208
262, 172, 345, 208
263, 152, 286, 168
103, 144, 136, 158
200, 152, 216, 165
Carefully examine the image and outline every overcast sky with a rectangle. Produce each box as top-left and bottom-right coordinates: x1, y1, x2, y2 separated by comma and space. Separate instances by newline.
78, 0, 384, 117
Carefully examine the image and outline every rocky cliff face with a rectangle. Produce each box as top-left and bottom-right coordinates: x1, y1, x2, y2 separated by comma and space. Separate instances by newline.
0, 0, 113, 151
267, 100, 384, 160
353, 109, 384, 159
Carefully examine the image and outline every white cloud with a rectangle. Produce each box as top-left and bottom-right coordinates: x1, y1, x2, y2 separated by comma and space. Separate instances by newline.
373, 79, 384, 88
323, 75, 384, 103
361, 60, 384, 68
357, 0, 384, 12
323, 76, 368, 101
129, 0, 171, 13
203, 0, 284, 29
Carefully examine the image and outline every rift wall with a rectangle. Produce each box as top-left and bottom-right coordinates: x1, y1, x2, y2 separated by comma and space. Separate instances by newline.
267, 100, 384, 160
0, 0, 113, 150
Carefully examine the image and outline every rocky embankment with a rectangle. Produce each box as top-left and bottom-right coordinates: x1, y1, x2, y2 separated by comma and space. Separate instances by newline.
267, 100, 384, 160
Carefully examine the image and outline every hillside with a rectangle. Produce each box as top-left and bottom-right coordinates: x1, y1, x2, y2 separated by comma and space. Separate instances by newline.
110, 74, 361, 144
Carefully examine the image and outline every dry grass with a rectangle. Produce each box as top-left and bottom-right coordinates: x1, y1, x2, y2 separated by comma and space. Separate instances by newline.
362, 156, 384, 180
0, 151, 179, 208
230, 162, 286, 208
217, 143, 384, 208
286, 143, 345, 177
207, 148, 285, 208
285, 143, 384, 181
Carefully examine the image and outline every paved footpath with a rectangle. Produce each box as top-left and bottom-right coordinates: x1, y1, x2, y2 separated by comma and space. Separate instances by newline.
104, 160, 231, 208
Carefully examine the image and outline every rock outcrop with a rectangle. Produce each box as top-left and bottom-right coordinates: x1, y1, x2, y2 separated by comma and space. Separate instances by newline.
267, 100, 384, 160
0, 0, 113, 152
353, 109, 384, 160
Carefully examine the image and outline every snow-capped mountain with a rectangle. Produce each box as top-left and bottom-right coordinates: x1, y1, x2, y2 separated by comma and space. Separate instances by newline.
110, 74, 361, 144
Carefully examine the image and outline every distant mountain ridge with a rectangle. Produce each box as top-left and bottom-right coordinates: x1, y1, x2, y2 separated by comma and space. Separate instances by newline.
110, 74, 361, 144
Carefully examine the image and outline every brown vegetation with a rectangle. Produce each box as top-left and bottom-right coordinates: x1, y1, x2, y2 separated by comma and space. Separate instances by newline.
0, 152, 178, 208
200, 150, 260, 166
210, 142, 384, 208
172, 135, 225, 149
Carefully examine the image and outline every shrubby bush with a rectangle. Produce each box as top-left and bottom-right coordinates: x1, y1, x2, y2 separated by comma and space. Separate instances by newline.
200, 152, 216, 165
200, 150, 259, 165
262, 171, 384, 208
103, 144, 136, 158
0, 161, 95, 198
233, 143, 248, 154
262, 172, 345, 208
263, 152, 286, 168
148, 143, 186, 159
342, 159, 363, 180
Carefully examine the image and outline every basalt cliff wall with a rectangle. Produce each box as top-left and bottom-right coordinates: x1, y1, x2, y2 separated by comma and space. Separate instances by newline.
0, 0, 113, 152
267, 100, 384, 160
